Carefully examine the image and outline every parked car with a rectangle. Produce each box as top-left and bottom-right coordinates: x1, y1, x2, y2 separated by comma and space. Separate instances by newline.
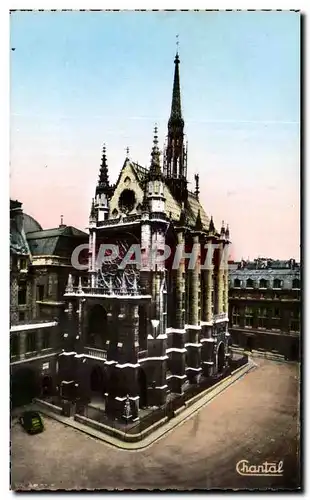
19, 411, 44, 434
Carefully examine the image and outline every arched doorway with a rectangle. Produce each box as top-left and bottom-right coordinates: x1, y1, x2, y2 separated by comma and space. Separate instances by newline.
11, 367, 39, 408
246, 336, 254, 352
87, 305, 108, 349
138, 368, 148, 408
217, 342, 225, 374
90, 365, 106, 396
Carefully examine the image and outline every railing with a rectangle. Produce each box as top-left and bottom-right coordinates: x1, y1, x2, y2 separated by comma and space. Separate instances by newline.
97, 214, 141, 228
213, 313, 228, 322
69, 286, 149, 297
84, 347, 107, 360
149, 212, 168, 221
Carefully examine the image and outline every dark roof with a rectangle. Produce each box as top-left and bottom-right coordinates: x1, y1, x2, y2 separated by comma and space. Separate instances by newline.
10, 201, 30, 255
23, 213, 43, 234
27, 226, 88, 256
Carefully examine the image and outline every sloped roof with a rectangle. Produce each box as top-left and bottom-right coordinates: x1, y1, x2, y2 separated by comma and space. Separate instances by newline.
27, 225, 88, 256
113, 160, 210, 231
10, 201, 30, 255
10, 221, 30, 255
23, 213, 43, 234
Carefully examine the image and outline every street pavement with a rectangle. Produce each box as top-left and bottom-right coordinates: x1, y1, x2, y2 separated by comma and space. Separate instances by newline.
11, 358, 300, 491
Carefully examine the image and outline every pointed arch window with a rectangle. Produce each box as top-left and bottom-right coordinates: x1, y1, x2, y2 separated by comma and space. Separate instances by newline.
246, 278, 254, 288
112, 208, 118, 218
234, 278, 241, 288
292, 279, 300, 289
273, 278, 282, 289
259, 278, 268, 289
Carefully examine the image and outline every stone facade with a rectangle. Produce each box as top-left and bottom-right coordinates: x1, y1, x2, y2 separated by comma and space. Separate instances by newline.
59, 53, 232, 421
10, 200, 88, 408
228, 258, 300, 360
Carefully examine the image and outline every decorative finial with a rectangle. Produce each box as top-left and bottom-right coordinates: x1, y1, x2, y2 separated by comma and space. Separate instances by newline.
176, 34, 179, 54
126, 146, 130, 158
149, 124, 162, 179
60, 214, 63, 226
209, 215, 215, 234
194, 174, 200, 199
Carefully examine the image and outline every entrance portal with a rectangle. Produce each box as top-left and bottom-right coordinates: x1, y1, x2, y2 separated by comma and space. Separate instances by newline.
11, 367, 38, 408
246, 336, 254, 352
90, 365, 106, 394
42, 375, 53, 398
217, 342, 225, 373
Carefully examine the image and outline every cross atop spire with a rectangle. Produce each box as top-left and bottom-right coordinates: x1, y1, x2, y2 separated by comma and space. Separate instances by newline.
126, 146, 130, 158
176, 34, 179, 55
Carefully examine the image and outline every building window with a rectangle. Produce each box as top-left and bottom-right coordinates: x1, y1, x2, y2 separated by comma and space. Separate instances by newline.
234, 278, 241, 288
10, 334, 19, 357
273, 278, 282, 289
37, 285, 44, 301
18, 283, 27, 305
20, 258, 27, 270
292, 279, 300, 289
26, 332, 36, 353
48, 275, 53, 296
245, 306, 254, 327
112, 208, 118, 218
258, 307, 267, 328
271, 307, 281, 329
246, 278, 254, 288
19, 311, 25, 322
290, 311, 300, 332
232, 306, 240, 326
259, 279, 268, 289
154, 181, 160, 194
42, 330, 51, 350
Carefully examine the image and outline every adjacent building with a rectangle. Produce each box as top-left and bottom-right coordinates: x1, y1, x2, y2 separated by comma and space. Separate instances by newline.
10, 199, 88, 407
229, 258, 300, 360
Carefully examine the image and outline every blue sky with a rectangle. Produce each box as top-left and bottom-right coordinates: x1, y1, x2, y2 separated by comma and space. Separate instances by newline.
10, 10, 300, 260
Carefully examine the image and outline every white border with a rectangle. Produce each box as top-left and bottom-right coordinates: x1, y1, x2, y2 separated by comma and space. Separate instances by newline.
3, 3, 305, 497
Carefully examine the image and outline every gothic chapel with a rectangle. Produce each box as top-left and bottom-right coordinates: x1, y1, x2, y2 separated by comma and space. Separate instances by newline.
59, 51, 231, 420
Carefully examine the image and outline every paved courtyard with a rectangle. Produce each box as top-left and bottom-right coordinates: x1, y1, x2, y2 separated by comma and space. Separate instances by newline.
11, 358, 300, 491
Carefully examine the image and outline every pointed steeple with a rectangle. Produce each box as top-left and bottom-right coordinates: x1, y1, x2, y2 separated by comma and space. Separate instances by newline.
96, 144, 111, 197
220, 220, 226, 239
149, 125, 163, 180
179, 206, 187, 227
89, 198, 96, 222
225, 224, 230, 240
195, 209, 203, 231
168, 52, 184, 128
194, 174, 200, 200
164, 48, 188, 204
209, 216, 215, 235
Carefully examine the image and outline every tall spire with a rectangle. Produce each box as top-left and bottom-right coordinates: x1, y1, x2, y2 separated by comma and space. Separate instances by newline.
96, 144, 110, 197
164, 45, 188, 204
168, 51, 183, 127
149, 125, 162, 180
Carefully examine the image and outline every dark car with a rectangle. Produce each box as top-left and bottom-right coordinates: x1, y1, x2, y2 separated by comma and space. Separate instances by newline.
19, 411, 44, 435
